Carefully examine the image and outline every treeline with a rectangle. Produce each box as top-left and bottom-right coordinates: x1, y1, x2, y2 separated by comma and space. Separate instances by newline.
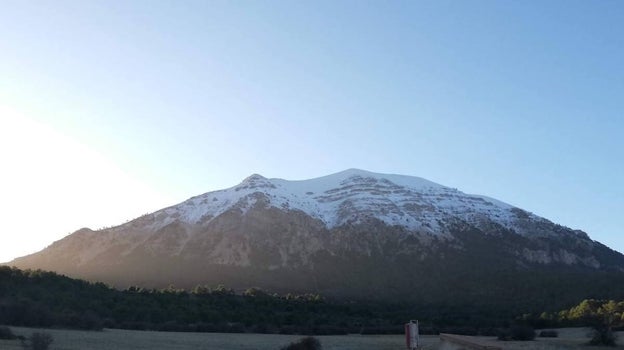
0, 267, 419, 334
0, 266, 578, 335
520, 299, 624, 346
1, 267, 345, 334
523, 299, 624, 330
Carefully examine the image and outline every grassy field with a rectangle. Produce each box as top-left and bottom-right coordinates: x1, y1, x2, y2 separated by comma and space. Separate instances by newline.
0, 327, 423, 350
1, 326, 622, 350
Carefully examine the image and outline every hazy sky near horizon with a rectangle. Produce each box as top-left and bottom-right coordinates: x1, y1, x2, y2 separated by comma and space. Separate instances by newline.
0, 1, 623, 263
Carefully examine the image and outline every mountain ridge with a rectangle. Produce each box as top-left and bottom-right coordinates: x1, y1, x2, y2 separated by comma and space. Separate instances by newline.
9, 169, 624, 307
123, 168, 538, 237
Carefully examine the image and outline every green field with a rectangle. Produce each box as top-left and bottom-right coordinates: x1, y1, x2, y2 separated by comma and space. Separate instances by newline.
1, 327, 621, 350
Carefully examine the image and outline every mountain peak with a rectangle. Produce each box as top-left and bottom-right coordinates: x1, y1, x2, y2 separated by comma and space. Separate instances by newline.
237, 173, 275, 191
241, 173, 267, 183
334, 168, 376, 177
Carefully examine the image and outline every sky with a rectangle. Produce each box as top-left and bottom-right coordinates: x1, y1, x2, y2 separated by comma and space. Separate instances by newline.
0, 0, 622, 263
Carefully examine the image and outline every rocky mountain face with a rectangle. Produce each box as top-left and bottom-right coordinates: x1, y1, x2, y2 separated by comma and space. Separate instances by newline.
10, 169, 624, 309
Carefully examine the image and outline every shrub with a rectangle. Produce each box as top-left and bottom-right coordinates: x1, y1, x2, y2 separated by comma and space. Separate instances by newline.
280, 336, 322, 350
510, 325, 536, 341
497, 328, 511, 341
538, 330, 558, 338
497, 325, 535, 341
478, 327, 499, 336
0, 326, 16, 340
27, 332, 54, 350
589, 327, 616, 346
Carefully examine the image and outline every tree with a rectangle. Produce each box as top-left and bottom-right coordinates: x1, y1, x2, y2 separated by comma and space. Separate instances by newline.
243, 287, 268, 298
27, 332, 54, 350
588, 300, 624, 346
0, 326, 16, 340
280, 336, 322, 350
564, 299, 624, 346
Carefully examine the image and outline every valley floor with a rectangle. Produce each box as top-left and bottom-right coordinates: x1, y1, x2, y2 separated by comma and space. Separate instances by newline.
1, 327, 622, 350
0, 327, 415, 350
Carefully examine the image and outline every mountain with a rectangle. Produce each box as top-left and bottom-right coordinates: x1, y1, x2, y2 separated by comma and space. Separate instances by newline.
9, 169, 624, 312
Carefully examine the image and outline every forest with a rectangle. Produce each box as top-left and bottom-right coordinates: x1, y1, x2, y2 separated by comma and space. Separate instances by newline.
0, 266, 620, 336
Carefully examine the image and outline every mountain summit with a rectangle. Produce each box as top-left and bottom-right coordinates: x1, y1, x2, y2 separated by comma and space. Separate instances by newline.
10, 169, 624, 307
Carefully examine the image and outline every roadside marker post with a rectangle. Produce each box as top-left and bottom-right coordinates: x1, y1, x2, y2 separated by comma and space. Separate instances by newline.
405, 320, 419, 350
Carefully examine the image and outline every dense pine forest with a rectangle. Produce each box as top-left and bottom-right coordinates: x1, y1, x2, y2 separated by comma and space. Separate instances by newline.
1, 266, 621, 336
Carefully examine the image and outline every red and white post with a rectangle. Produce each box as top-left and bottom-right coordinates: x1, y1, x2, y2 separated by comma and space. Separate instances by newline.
405, 320, 419, 350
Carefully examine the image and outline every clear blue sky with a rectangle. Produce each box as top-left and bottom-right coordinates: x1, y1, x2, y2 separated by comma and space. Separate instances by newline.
0, 0, 622, 262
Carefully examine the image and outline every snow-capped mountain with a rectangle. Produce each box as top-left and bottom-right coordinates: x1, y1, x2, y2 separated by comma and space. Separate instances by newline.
9, 169, 624, 304
140, 168, 529, 237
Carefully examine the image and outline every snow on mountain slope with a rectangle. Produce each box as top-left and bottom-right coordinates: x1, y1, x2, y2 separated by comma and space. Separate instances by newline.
12, 168, 622, 292
116, 168, 542, 238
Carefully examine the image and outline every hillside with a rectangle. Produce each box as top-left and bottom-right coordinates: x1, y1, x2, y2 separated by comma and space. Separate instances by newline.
9, 169, 624, 311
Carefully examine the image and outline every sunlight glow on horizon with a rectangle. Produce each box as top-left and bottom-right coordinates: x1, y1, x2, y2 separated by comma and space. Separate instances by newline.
0, 105, 175, 263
